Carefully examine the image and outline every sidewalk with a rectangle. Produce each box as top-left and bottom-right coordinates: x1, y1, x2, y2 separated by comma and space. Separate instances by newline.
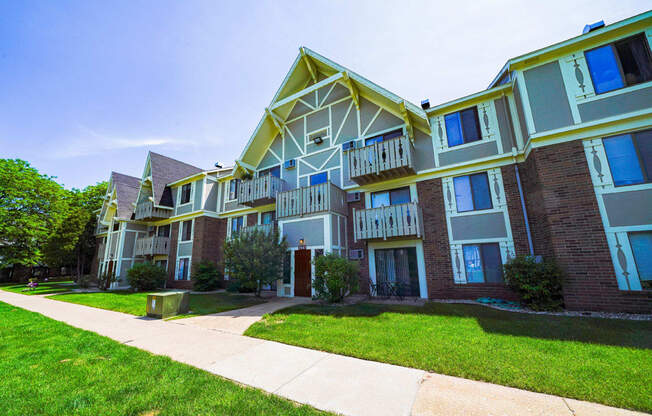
0, 291, 644, 416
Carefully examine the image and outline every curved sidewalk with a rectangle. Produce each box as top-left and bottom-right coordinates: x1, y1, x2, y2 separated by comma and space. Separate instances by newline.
0, 291, 644, 416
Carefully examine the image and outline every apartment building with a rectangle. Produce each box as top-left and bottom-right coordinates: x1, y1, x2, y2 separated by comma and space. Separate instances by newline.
95, 11, 651, 312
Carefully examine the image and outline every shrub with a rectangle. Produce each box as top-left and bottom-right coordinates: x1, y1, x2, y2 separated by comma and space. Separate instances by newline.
76, 274, 91, 289
225, 279, 255, 293
313, 253, 359, 303
503, 255, 564, 311
223, 228, 287, 296
126, 263, 166, 292
192, 261, 223, 292
97, 271, 116, 291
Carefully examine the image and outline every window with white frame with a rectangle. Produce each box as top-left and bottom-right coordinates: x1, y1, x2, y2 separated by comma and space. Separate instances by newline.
602, 129, 652, 186
444, 107, 482, 147
261, 211, 275, 225
370, 187, 411, 207
231, 216, 244, 234
629, 231, 652, 290
181, 220, 192, 241
157, 224, 170, 237
309, 171, 328, 186
453, 172, 492, 212
584, 33, 652, 95
180, 183, 192, 205
228, 179, 239, 200
462, 243, 503, 283
176, 258, 190, 280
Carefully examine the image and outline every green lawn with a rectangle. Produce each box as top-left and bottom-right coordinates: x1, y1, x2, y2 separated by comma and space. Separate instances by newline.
1, 280, 78, 296
48, 291, 265, 317
246, 302, 652, 412
0, 301, 328, 416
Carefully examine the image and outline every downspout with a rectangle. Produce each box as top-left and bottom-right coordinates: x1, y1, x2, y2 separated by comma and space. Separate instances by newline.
501, 92, 534, 256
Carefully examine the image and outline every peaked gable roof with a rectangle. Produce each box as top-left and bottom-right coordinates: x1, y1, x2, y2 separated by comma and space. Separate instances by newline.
111, 171, 140, 219
237, 47, 431, 171
148, 152, 203, 206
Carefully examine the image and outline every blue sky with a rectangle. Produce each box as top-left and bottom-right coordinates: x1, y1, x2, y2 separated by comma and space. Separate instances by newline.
1, 1, 649, 189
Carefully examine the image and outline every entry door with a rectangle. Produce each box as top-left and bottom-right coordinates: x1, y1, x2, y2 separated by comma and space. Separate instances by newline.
294, 249, 311, 297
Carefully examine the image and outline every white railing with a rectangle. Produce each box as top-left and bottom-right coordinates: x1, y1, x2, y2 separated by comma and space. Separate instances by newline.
241, 223, 276, 235
353, 202, 423, 242
134, 236, 171, 257
347, 136, 414, 183
276, 181, 347, 219
238, 175, 287, 207
134, 201, 172, 221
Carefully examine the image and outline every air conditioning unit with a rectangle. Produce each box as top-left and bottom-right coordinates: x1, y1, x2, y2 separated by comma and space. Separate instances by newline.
284, 159, 296, 169
346, 192, 361, 202
342, 140, 357, 151
349, 249, 364, 260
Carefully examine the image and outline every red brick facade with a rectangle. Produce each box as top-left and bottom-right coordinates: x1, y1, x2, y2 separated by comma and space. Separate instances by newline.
417, 178, 519, 301
347, 199, 371, 294
520, 141, 651, 313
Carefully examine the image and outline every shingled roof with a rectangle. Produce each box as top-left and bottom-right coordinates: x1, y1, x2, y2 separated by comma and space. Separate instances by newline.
148, 152, 204, 207
111, 172, 141, 219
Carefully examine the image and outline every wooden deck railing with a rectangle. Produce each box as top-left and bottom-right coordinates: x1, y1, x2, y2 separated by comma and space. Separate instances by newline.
134, 200, 172, 221
347, 136, 415, 184
241, 222, 276, 235
237, 175, 287, 207
97, 243, 106, 259
134, 236, 171, 257
276, 181, 347, 219
353, 202, 423, 242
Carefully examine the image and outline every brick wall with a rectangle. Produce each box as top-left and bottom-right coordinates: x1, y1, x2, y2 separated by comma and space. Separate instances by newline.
501, 165, 531, 257
346, 199, 370, 294
417, 178, 518, 301
522, 141, 651, 313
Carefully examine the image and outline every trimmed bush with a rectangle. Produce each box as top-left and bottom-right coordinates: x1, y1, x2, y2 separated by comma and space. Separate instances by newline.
126, 263, 166, 292
192, 261, 223, 292
225, 279, 255, 293
503, 255, 564, 311
313, 253, 359, 303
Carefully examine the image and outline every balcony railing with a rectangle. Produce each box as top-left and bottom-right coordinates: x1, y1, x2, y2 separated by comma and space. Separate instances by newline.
134, 200, 172, 221
97, 243, 106, 259
347, 136, 415, 185
241, 222, 276, 235
95, 222, 109, 235
134, 236, 171, 257
353, 202, 423, 242
237, 175, 287, 207
276, 181, 347, 219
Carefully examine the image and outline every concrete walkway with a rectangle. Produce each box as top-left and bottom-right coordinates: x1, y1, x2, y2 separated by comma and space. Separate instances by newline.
178, 296, 311, 334
0, 291, 645, 416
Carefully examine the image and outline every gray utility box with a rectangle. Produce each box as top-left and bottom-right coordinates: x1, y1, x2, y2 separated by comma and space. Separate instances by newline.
146, 291, 190, 319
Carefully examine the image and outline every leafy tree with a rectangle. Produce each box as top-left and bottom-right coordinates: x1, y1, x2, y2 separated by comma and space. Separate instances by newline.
313, 253, 359, 303
223, 228, 287, 296
0, 159, 66, 271
192, 261, 224, 292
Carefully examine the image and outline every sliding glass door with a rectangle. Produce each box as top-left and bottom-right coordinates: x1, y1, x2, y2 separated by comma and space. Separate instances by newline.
374, 247, 419, 296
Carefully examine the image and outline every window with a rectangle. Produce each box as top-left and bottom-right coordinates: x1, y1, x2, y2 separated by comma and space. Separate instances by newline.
228, 179, 239, 200
157, 224, 170, 237
260, 166, 281, 178
176, 258, 190, 280
261, 211, 275, 225
231, 216, 243, 234
603, 129, 652, 186
155, 260, 167, 271
112, 222, 120, 232
585, 33, 652, 94
180, 183, 192, 205
444, 107, 482, 147
365, 128, 403, 146
629, 232, 652, 289
374, 247, 420, 296
462, 243, 503, 283
181, 220, 192, 241
453, 173, 492, 212
371, 187, 411, 208
310, 171, 328, 186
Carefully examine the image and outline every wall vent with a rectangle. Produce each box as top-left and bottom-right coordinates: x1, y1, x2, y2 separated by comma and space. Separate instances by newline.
349, 249, 364, 260
346, 192, 361, 202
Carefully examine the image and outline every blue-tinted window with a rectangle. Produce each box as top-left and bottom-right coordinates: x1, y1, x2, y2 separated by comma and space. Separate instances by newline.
470, 173, 492, 210
310, 171, 328, 185
603, 134, 644, 186
462, 243, 503, 284
445, 113, 463, 147
365, 129, 403, 146
371, 192, 390, 208
231, 216, 243, 233
585, 45, 625, 94
261, 211, 274, 225
629, 232, 652, 289
371, 187, 411, 208
454, 172, 492, 212
365, 135, 384, 145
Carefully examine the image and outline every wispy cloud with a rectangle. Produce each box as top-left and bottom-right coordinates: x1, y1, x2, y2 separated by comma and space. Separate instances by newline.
48, 125, 199, 159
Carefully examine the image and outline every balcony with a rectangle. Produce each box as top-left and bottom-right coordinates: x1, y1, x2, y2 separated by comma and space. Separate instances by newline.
134, 200, 172, 221
134, 236, 171, 257
353, 202, 423, 242
238, 175, 288, 207
241, 222, 276, 235
97, 242, 106, 258
347, 135, 415, 185
276, 181, 347, 219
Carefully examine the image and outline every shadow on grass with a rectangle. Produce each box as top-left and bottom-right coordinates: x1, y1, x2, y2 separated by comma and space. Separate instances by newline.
269, 302, 652, 349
